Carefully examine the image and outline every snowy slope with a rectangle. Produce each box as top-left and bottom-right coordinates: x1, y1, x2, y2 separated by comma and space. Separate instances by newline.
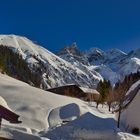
0, 73, 88, 130
56, 43, 103, 86
56, 42, 89, 66
86, 48, 140, 82
89, 65, 120, 85
0, 35, 102, 88
0, 73, 113, 140
86, 48, 127, 66
127, 48, 140, 59
0, 73, 91, 139
86, 48, 106, 65
0, 73, 138, 140
119, 57, 140, 76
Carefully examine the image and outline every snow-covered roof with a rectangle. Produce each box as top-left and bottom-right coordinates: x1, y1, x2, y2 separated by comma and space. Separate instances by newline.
47, 84, 99, 95
47, 84, 78, 90
120, 80, 140, 110
79, 87, 100, 94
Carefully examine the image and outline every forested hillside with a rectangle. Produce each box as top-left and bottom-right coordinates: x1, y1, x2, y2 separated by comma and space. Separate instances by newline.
0, 45, 41, 87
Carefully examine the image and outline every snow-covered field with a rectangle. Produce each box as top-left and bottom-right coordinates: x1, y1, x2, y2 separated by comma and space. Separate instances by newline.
0, 73, 139, 140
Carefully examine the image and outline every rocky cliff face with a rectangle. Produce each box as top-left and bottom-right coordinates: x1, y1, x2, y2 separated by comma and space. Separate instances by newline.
0, 35, 102, 89
57, 44, 140, 85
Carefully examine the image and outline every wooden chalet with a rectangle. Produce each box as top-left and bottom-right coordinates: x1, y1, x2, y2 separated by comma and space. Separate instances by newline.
47, 84, 100, 102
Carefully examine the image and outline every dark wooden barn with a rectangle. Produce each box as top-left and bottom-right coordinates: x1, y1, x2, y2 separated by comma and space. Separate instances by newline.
47, 84, 100, 101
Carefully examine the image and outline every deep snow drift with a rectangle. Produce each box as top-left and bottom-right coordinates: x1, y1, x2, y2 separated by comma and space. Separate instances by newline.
0, 73, 90, 139
0, 73, 139, 139
0, 73, 88, 131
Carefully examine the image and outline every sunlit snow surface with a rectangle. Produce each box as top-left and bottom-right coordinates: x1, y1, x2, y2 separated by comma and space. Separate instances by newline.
0, 73, 139, 139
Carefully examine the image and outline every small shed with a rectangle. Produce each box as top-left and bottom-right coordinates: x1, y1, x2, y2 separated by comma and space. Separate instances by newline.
117, 80, 140, 133
0, 105, 21, 124
0, 96, 21, 128
47, 84, 100, 102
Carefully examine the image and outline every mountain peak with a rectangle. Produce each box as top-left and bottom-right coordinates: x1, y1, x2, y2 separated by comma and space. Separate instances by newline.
0, 34, 27, 40
85, 48, 105, 65
57, 42, 83, 56
70, 42, 77, 49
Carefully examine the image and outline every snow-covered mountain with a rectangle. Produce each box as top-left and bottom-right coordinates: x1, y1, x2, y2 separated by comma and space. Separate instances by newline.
0, 35, 102, 89
56, 42, 89, 66
0, 35, 139, 139
127, 48, 140, 59
58, 45, 140, 85
86, 48, 105, 65
0, 34, 140, 87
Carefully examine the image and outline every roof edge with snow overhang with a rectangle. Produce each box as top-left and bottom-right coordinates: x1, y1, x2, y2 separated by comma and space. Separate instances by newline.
79, 87, 100, 94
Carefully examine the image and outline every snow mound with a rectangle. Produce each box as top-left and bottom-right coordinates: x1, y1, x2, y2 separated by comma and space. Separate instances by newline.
67, 112, 117, 130
0, 73, 138, 140
117, 132, 140, 140
1, 125, 50, 140
48, 103, 82, 128
0, 73, 87, 131
43, 112, 117, 140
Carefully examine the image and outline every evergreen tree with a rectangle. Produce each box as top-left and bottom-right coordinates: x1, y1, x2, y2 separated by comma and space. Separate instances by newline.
96, 79, 112, 108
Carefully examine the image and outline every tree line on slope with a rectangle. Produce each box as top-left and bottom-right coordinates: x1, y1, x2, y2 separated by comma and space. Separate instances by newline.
0, 45, 41, 87
96, 71, 140, 129
96, 71, 140, 112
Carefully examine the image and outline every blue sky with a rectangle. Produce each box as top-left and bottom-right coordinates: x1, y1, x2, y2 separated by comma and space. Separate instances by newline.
0, 0, 140, 52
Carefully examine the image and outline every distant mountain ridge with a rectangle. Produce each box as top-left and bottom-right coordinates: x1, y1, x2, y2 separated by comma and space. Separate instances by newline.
0, 34, 140, 89
57, 43, 140, 85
